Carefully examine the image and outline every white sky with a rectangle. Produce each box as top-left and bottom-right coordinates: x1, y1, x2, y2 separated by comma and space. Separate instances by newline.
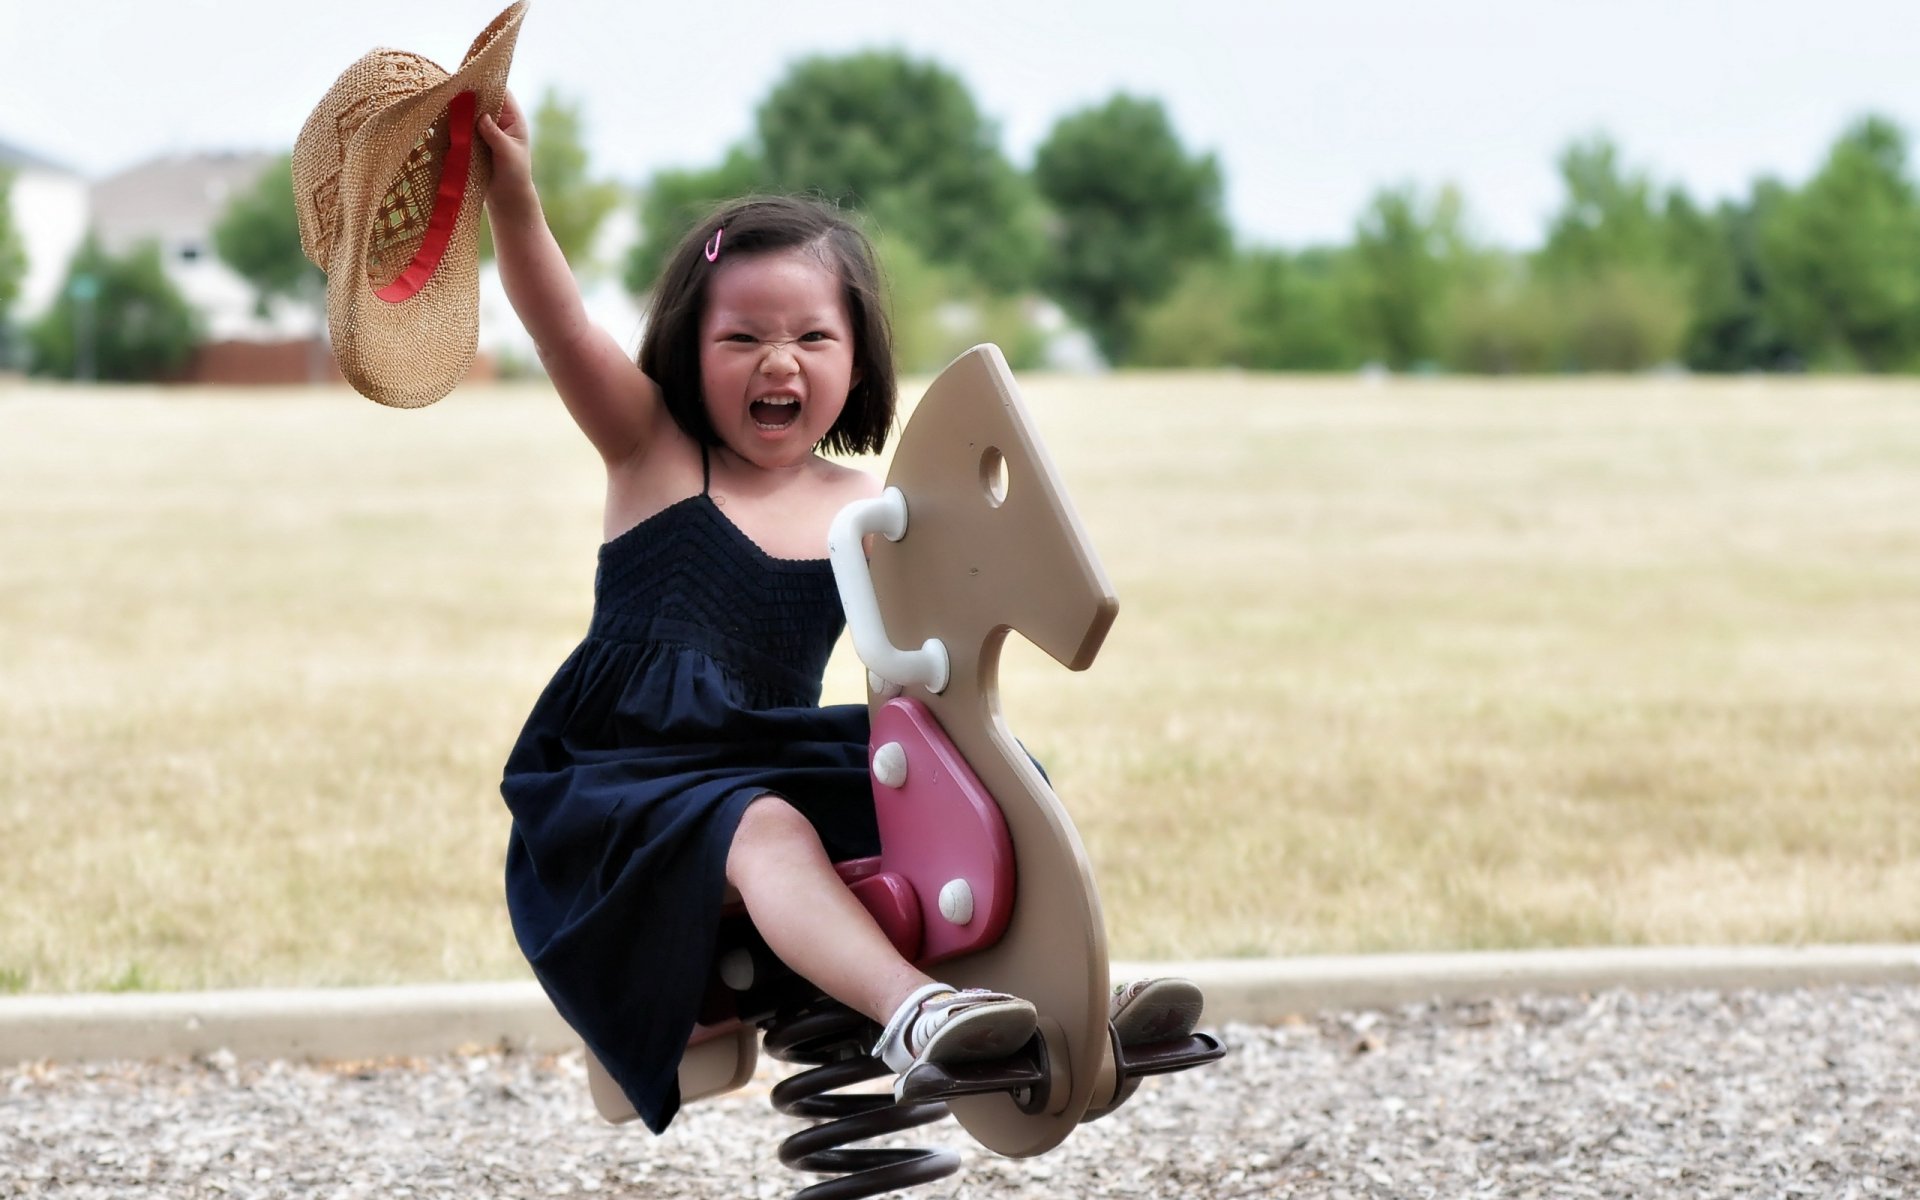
4, 0, 1920, 249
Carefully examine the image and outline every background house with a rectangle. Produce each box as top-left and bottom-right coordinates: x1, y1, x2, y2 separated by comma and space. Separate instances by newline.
91, 151, 309, 343
88, 151, 344, 384
88, 151, 608, 385
2, 139, 632, 385
0, 138, 89, 326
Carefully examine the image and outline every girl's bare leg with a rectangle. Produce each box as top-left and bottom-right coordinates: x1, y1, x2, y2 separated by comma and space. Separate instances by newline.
725, 795, 933, 1025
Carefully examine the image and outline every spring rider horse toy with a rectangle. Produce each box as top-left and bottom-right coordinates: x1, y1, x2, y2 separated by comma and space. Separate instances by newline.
583, 346, 1224, 1198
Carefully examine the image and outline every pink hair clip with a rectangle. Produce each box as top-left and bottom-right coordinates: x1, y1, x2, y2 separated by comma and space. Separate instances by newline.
704, 228, 724, 262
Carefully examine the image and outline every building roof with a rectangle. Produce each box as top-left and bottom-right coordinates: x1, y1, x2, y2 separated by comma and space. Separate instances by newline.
90, 151, 277, 255
0, 137, 79, 176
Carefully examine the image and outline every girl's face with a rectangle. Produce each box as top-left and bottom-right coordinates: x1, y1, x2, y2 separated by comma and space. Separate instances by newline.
698, 247, 860, 471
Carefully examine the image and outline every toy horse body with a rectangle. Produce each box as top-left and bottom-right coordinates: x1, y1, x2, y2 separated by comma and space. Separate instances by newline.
840, 345, 1119, 1156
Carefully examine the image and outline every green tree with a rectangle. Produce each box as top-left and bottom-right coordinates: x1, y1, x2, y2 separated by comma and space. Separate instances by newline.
625, 148, 770, 295
1437, 254, 1558, 374
0, 168, 27, 367
528, 90, 624, 270
213, 154, 323, 316
1551, 267, 1690, 371
753, 51, 1045, 294
1348, 184, 1485, 370
880, 235, 1045, 374
1130, 260, 1242, 368
1134, 247, 1363, 371
1665, 186, 1803, 371
1757, 115, 1920, 370
1531, 134, 1689, 370
1245, 248, 1369, 370
28, 236, 200, 381
1537, 134, 1674, 280
1033, 94, 1231, 365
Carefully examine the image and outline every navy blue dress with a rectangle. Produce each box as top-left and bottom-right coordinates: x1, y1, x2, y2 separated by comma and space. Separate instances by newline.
501, 454, 878, 1134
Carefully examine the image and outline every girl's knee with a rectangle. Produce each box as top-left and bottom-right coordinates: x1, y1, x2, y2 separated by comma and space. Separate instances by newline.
736, 793, 806, 840
728, 794, 820, 882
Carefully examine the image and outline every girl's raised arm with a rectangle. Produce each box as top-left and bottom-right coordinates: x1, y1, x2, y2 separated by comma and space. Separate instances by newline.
479, 95, 663, 464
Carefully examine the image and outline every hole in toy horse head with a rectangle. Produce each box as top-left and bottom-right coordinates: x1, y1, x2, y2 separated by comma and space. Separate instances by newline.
980, 446, 1009, 508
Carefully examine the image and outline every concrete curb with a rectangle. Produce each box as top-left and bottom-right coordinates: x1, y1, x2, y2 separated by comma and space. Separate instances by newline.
4, 945, 1915, 1066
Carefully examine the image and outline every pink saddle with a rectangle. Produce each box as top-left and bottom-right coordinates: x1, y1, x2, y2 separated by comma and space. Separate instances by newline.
685, 695, 1016, 1042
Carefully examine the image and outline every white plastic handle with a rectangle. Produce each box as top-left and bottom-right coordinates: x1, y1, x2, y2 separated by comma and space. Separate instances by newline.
827, 488, 950, 694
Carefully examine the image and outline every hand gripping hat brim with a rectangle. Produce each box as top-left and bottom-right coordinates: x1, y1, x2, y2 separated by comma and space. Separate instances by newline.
293, 3, 526, 408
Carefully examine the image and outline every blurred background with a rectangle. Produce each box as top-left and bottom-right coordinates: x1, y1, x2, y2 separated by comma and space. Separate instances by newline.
7, 0, 1920, 382
3, 2, 1919, 994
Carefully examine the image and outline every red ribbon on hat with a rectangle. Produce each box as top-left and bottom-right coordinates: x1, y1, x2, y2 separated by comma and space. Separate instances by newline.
375, 90, 477, 304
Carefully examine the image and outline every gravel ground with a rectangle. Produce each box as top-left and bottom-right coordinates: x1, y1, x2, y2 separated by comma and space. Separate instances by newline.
5, 984, 1917, 1199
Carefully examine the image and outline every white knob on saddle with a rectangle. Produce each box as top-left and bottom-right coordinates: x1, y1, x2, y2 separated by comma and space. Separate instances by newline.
938, 879, 975, 926
719, 947, 755, 991
872, 742, 909, 788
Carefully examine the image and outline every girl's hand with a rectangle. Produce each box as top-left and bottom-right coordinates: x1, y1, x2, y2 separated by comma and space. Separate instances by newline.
479, 91, 534, 210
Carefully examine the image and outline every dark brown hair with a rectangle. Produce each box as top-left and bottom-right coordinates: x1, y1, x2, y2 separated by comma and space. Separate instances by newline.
638, 195, 896, 457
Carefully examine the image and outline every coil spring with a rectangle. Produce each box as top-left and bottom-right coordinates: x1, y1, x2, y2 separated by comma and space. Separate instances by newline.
761, 1002, 962, 1200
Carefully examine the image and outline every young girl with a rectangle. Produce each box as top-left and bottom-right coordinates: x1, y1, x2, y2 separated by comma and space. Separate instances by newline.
479, 95, 1198, 1135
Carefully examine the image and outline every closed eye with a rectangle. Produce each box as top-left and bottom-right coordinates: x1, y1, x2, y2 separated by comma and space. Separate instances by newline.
715, 330, 836, 347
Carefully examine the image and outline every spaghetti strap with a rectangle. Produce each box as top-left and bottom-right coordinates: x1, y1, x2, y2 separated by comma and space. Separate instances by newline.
700, 444, 711, 496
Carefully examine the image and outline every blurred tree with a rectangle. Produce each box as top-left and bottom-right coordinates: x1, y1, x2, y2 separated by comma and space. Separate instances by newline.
880, 235, 1045, 374
624, 148, 770, 295
1664, 186, 1803, 371
1034, 94, 1231, 364
1348, 183, 1486, 370
1241, 248, 1366, 370
1134, 247, 1363, 370
214, 154, 323, 317
0, 169, 24, 318
29, 236, 200, 381
1532, 134, 1689, 369
1130, 259, 1242, 368
526, 90, 624, 270
1438, 258, 1558, 375
1757, 115, 1920, 370
0, 168, 27, 366
753, 51, 1045, 295
1551, 266, 1690, 371
1537, 134, 1673, 279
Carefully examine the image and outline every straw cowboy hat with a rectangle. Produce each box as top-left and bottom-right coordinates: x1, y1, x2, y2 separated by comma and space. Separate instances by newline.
293, 2, 526, 407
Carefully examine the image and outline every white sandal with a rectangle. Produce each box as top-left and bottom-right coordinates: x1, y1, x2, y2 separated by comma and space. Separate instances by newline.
1076, 977, 1209, 1124
875, 983, 1038, 1075
1109, 977, 1204, 1046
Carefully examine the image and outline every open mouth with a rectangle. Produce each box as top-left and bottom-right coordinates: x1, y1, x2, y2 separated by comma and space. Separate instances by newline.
751, 397, 800, 430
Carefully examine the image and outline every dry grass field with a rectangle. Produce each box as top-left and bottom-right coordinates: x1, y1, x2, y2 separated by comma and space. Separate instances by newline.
2, 373, 1917, 993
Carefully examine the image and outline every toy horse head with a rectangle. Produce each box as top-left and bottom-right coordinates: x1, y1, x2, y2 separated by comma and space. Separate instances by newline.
869, 343, 1118, 699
